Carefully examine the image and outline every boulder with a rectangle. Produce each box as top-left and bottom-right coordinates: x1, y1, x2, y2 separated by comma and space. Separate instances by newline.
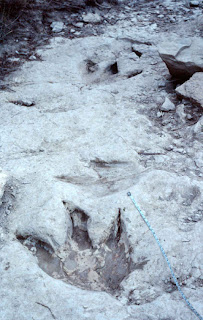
158, 38, 203, 78
176, 72, 203, 108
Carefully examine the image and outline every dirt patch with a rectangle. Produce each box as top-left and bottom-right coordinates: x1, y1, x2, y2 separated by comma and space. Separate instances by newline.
0, 0, 121, 83
1, 0, 201, 85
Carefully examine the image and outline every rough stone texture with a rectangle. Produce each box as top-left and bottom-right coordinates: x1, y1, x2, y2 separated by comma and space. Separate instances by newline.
197, 15, 203, 31
176, 72, 203, 108
160, 97, 176, 111
51, 21, 65, 33
193, 116, 203, 137
0, 170, 7, 206
0, 2, 203, 320
82, 12, 102, 23
158, 38, 203, 78
190, 0, 200, 6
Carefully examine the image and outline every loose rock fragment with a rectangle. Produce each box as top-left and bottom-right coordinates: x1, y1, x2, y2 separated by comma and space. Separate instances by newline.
51, 21, 65, 33
176, 72, 203, 108
158, 38, 203, 78
159, 97, 175, 111
82, 13, 102, 23
192, 116, 203, 142
74, 22, 84, 28
190, 0, 200, 6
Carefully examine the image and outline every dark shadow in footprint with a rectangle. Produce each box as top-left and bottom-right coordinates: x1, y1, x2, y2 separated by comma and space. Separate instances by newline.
70, 208, 93, 250
107, 62, 118, 74
16, 235, 65, 279
16, 205, 148, 298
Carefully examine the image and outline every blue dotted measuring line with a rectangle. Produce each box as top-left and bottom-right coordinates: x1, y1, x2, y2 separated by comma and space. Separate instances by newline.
127, 191, 203, 320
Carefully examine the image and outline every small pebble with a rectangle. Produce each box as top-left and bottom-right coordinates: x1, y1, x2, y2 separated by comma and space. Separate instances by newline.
160, 97, 175, 112
157, 111, 163, 118
186, 114, 193, 120
75, 22, 84, 28
31, 247, 37, 253
169, 16, 176, 23
51, 21, 64, 33
165, 145, 173, 151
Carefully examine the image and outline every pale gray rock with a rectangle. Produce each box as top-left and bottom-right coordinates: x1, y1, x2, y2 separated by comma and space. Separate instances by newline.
196, 15, 203, 31
0, 169, 202, 320
159, 97, 175, 111
51, 21, 65, 33
191, 116, 203, 143
158, 38, 203, 77
82, 12, 102, 23
0, 170, 7, 206
117, 53, 142, 78
169, 15, 176, 23
121, 170, 203, 306
0, 9, 203, 320
176, 103, 187, 122
176, 72, 203, 108
74, 22, 84, 28
0, 36, 172, 249
131, 43, 150, 56
12, 178, 73, 248
190, 0, 200, 6
157, 111, 163, 117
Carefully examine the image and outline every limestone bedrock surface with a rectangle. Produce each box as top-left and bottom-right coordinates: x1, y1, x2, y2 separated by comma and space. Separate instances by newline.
0, 2, 203, 320
0, 170, 8, 212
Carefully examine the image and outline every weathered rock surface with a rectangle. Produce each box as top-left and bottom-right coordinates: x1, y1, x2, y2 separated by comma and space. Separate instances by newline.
160, 97, 176, 111
158, 38, 203, 78
0, 170, 7, 206
51, 21, 65, 33
193, 116, 203, 137
0, 2, 203, 320
176, 72, 203, 108
82, 12, 102, 23
190, 0, 200, 7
